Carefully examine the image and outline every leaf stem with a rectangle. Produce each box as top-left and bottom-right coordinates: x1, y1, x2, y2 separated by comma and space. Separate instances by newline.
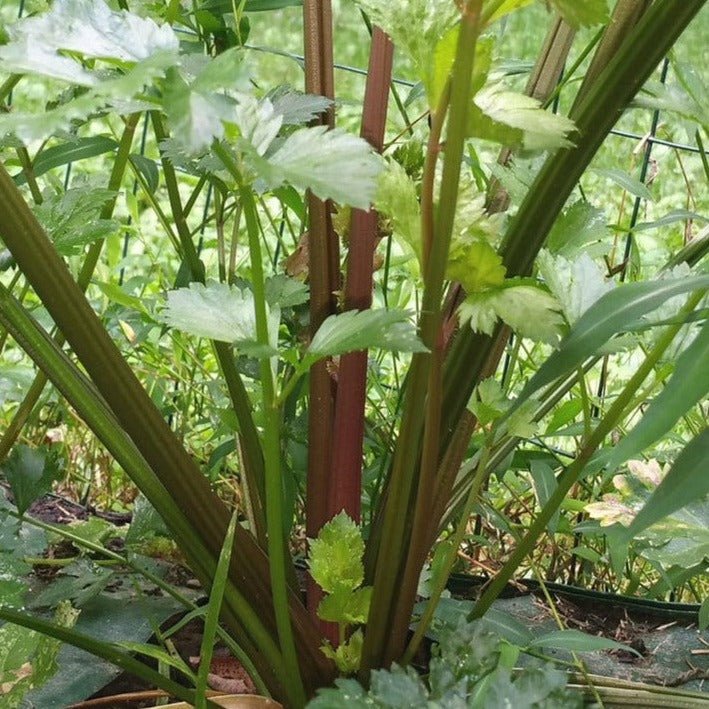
241, 185, 307, 709
213, 140, 306, 706
402, 444, 491, 664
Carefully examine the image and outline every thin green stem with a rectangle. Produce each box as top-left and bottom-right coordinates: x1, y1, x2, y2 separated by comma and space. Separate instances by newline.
0, 607, 208, 707
213, 141, 306, 706
15, 146, 43, 204
240, 186, 307, 708
470, 289, 706, 618
152, 115, 266, 537
530, 562, 605, 707
0, 74, 21, 103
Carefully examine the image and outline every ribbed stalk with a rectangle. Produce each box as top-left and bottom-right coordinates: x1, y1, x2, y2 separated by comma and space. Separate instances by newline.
573, 0, 653, 109
329, 27, 394, 522
0, 113, 140, 461
361, 0, 484, 673
302, 2, 339, 622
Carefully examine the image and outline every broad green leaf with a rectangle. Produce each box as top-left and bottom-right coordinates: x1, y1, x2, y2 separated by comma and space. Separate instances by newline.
320, 630, 365, 676
430, 31, 493, 110
549, 0, 609, 29
545, 398, 583, 435
13, 137, 119, 187
481, 609, 534, 647
264, 275, 309, 307
546, 200, 608, 255
308, 677, 370, 707
518, 275, 709, 401
416, 541, 453, 600
610, 478, 709, 571
268, 86, 333, 126
115, 642, 194, 679
626, 429, 709, 540
163, 68, 232, 154
0, 0, 179, 86
309, 512, 364, 594
253, 125, 384, 210
483, 666, 579, 709
125, 494, 171, 548
273, 185, 306, 221
488, 156, 543, 206
469, 379, 538, 435
307, 309, 427, 358
0, 446, 64, 516
537, 250, 614, 324
528, 629, 639, 655
672, 61, 709, 132
375, 159, 422, 263
34, 188, 120, 256
607, 322, 709, 471
507, 399, 538, 438
470, 85, 576, 151
235, 96, 283, 157
530, 460, 559, 533
447, 239, 506, 294
163, 281, 259, 345
369, 665, 428, 704
129, 155, 160, 195
0, 555, 30, 610
633, 209, 706, 232
570, 545, 601, 563
27, 560, 113, 611
160, 51, 250, 155
94, 282, 153, 317
318, 587, 372, 625
187, 47, 249, 94
469, 378, 508, 427
65, 518, 114, 546
459, 281, 564, 344
0, 362, 35, 406
484, 0, 534, 24
355, 0, 459, 109
452, 181, 503, 245
430, 25, 460, 109
641, 522, 709, 571
593, 168, 654, 201
0, 56, 171, 143
0, 601, 78, 707
633, 81, 708, 132
0, 94, 117, 145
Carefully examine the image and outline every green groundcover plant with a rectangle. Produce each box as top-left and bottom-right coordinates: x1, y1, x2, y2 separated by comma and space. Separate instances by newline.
0, 0, 707, 706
